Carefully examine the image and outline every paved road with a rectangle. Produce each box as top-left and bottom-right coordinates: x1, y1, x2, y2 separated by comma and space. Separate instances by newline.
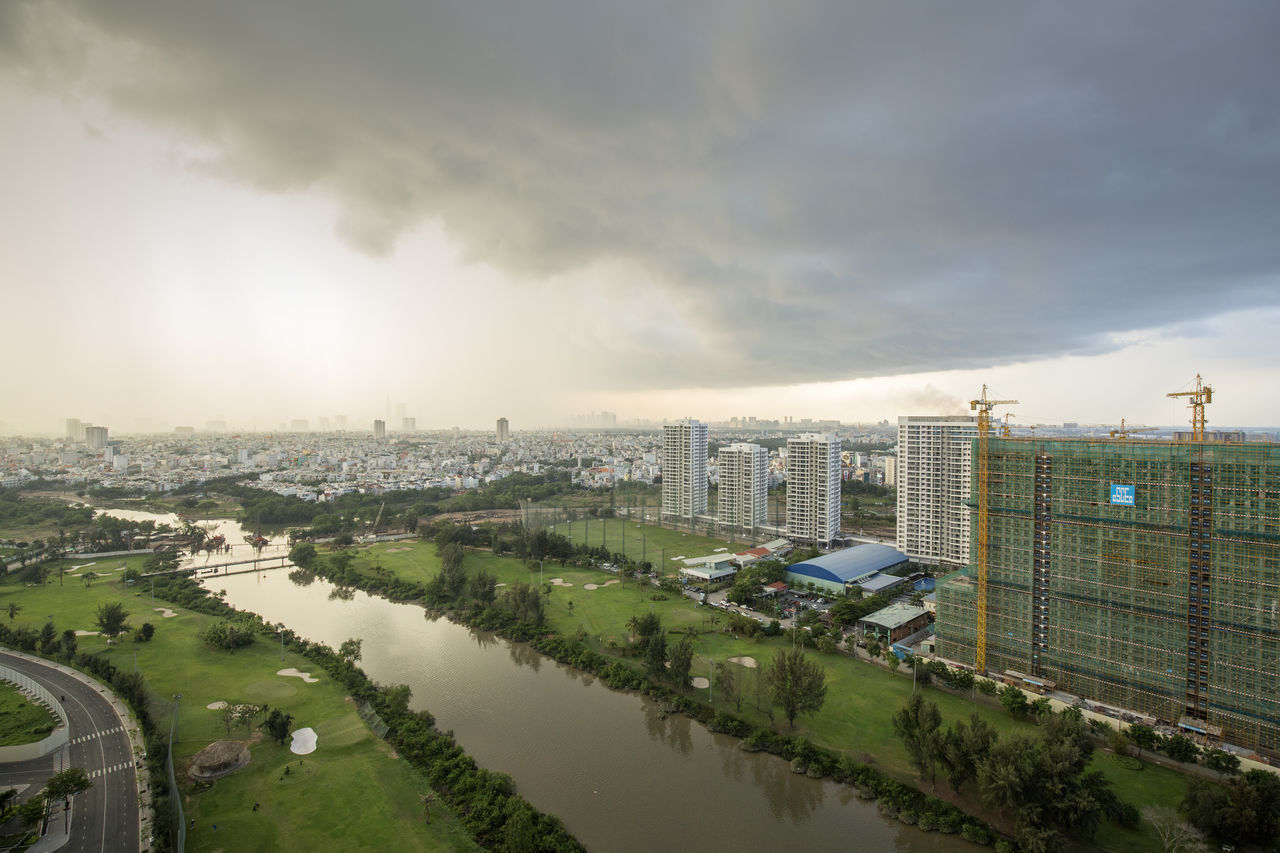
0, 651, 140, 853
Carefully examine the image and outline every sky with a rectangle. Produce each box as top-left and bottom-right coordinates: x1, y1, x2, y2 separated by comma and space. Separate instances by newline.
2, 1, 1279, 435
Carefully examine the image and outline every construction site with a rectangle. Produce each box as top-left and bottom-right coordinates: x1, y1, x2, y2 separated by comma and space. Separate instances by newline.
936, 379, 1280, 755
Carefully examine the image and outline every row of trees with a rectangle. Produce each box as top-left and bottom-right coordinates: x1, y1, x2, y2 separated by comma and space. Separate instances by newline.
894, 694, 1136, 852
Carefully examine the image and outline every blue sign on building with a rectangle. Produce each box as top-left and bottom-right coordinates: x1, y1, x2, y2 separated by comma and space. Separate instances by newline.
1110, 484, 1135, 506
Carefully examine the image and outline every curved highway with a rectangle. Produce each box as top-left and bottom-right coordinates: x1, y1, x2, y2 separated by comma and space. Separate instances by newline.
0, 650, 140, 853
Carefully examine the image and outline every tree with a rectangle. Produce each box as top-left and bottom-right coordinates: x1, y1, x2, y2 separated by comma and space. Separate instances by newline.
893, 693, 943, 789
667, 635, 694, 689
1161, 733, 1200, 764
44, 767, 92, 801
997, 684, 1029, 718
644, 629, 668, 680
95, 602, 131, 641
1126, 723, 1161, 751
941, 713, 996, 794
135, 622, 155, 642
1141, 806, 1208, 853
288, 542, 317, 569
38, 621, 58, 654
263, 708, 294, 745
7, 601, 21, 620
1201, 748, 1240, 776
339, 637, 363, 664
17, 795, 45, 829
1183, 769, 1280, 847
765, 648, 828, 728
468, 569, 497, 605
60, 629, 77, 659
82, 571, 97, 587
713, 661, 740, 711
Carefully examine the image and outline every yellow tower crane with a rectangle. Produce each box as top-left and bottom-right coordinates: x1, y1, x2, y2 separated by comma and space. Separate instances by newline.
1166, 375, 1213, 441
970, 385, 1018, 673
1109, 418, 1157, 439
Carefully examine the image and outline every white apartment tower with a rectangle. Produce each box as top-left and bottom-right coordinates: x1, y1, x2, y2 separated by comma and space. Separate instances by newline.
662, 419, 708, 523
85, 425, 109, 451
718, 443, 768, 533
896, 415, 977, 565
373, 419, 386, 440
785, 433, 841, 548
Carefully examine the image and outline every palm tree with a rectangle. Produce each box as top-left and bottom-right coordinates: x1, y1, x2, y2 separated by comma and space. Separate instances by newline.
419, 792, 438, 823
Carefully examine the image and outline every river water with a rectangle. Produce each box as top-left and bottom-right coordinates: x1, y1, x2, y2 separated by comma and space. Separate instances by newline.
104, 508, 974, 852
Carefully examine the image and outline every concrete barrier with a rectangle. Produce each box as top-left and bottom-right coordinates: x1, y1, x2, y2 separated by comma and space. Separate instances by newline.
0, 665, 70, 762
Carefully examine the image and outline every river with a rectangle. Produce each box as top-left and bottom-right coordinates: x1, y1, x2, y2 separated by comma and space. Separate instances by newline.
103, 508, 974, 852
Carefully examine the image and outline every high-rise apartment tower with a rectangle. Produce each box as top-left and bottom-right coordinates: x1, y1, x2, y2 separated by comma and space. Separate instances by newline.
896, 416, 978, 566
662, 420, 708, 524
373, 419, 386, 440
785, 433, 841, 548
718, 443, 768, 533
497, 417, 510, 443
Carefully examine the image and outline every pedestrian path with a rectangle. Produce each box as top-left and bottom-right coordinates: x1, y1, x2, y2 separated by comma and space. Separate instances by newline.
88, 761, 133, 780
70, 726, 124, 745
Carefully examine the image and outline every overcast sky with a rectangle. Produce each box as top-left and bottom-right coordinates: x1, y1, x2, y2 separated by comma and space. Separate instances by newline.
2, 1, 1278, 434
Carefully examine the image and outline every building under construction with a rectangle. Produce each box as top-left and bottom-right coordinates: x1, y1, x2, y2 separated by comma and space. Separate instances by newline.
936, 435, 1280, 754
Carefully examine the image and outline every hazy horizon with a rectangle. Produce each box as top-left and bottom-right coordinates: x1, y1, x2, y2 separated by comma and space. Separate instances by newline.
3, 3, 1278, 436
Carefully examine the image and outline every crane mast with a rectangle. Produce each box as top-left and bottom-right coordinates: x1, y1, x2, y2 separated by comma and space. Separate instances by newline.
970, 385, 1018, 673
1166, 375, 1213, 441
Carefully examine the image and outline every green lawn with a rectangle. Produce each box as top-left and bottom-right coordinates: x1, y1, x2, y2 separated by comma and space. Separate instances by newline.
0, 559, 479, 853
543, 517, 750, 564
0, 680, 59, 746
346, 539, 1190, 852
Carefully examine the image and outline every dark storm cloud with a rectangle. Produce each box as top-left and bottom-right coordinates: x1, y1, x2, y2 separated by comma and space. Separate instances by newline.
5, 0, 1279, 389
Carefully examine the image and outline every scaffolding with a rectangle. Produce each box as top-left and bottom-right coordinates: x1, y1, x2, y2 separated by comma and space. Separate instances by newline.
936, 437, 1280, 754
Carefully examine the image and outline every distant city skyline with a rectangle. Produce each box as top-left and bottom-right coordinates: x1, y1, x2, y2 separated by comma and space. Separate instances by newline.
2, 4, 1278, 434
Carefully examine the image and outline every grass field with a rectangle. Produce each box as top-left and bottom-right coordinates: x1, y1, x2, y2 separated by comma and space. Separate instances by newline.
344, 538, 1191, 852
544, 517, 749, 564
0, 680, 59, 746
0, 557, 479, 853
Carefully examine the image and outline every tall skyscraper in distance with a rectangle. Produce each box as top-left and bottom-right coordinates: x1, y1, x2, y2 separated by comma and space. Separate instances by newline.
65, 418, 82, 441
85, 425, 109, 451
496, 417, 509, 443
896, 415, 978, 566
718, 443, 768, 533
334, 415, 347, 429
402, 417, 416, 432
785, 433, 841, 548
373, 419, 386, 440
662, 419, 708, 524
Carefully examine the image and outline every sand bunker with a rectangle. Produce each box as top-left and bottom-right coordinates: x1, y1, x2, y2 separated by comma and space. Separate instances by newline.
74, 630, 99, 637
549, 578, 574, 587
113, 566, 126, 572
728, 656, 759, 668
691, 677, 710, 689
71, 562, 96, 570
206, 701, 228, 710
495, 582, 507, 587
154, 607, 176, 618
583, 580, 621, 590
277, 668, 319, 683
290, 727, 317, 755
385, 547, 412, 553
672, 556, 686, 561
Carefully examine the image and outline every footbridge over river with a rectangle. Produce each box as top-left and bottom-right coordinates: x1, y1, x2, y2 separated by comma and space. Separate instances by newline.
140, 552, 292, 579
